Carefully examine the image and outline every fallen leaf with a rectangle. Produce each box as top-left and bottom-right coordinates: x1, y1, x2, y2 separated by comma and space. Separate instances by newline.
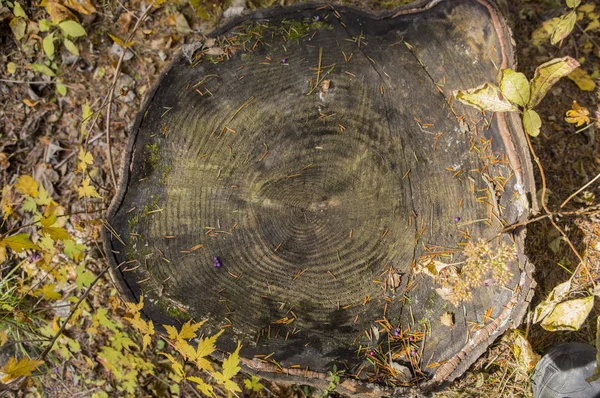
565, 101, 591, 126
59, 20, 86, 38
77, 149, 93, 172
567, 68, 596, 91
63, 0, 96, 15
531, 17, 561, 46
528, 56, 580, 108
511, 330, 540, 373
566, 0, 581, 8
541, 296, 594, 331
43, 33, 55, 59
533, 280, 572, 323
440, 312, 454, 327
77, 178, 101, 199
9, 17, 26, 41
454, 83, 517, 112
15, 175, 39, 197
500, 68, 530, 107
63, 38, 79, 56
42, 0, 77, 24
12, 3, 27, 18
29, 63, 55, 77
0, 357, 44, 383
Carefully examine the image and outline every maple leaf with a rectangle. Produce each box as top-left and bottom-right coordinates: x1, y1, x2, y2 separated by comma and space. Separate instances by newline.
77, 178, 101, 199
2, 233, 39, 253
21, 196, 37, 213
194, 330, 223, 371
124, 294, 145, 313
81, 100, 93, 135
164, 320, 205, 341
92, 308, 120, 332
565, 101, 591, 127
77, 148, 93, 173
36, 283, 61, 300
213, 342, 242, 394
14, 175, 38, 197
63, 239, 86, 261
0, 357, 44, 382
75, 264, 95, 289
244, 375, 264, 392
187, 375, 214, 397
34, 186, 53, 206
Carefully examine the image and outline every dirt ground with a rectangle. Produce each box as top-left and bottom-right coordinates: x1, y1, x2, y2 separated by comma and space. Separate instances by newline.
0, 0, 599, 396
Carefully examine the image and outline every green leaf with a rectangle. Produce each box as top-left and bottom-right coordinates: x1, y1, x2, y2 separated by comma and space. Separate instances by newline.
39, 19, 51, 32
454, 83, 517, 112
523, 109, 542, 137
21, 196, 37, 213
566, 0, 581, 8
551, 11, 576, 45
541, 296, 594, 331
76, 264, 95, 289
56, 83, 67, 96
43, 33, 55, 59
528, 56, 579, 108
244, 376, 264, 392
63, 239, 86, 261
9, 17, 26, 41
59, 20, 87, 38
499, 68, 530, 107
3, 233, 39, 252
30, 63, 56, 77
12, 2, 27, 18
63, 38, 79, 56
7, 62, 16, 74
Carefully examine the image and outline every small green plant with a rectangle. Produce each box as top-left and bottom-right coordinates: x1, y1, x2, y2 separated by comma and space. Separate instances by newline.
323, 364, 344, 396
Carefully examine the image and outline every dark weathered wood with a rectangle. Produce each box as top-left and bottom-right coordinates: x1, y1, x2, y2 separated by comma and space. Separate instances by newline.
104, 0, 534, 392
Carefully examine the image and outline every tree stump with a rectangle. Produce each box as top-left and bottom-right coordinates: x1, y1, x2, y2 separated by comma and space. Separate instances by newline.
104, 0, 535, 394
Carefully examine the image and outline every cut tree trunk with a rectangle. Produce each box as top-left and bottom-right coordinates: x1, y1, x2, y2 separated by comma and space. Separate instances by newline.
104, 0, 535, 394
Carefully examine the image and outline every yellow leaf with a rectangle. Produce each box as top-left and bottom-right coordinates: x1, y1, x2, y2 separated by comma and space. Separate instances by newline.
164, 320, 205, 341
77, 149, 93, 172
174, 339, 196, 360
440, 312, 454, 327
7, 62, 16, 75
213, 342, 242, 393
511, 331, 540, 373
37, 283, 61, 300
9, 17, 26, 41
43, 1, 77, 24
12, 2, 27, 18
454, 83, 517, 112
125, 294, 145, 313
1, 357, 44, 382
0, 246, 6, 263
15, 175, 38, 197
0, 331, 7, 347
63, 0, 96, 15
528, 56, 580, 108
43, 33, 55, 59
551, 11, 576, 44
81, 100, 92, 135
35, 186, 53, 206
187, 376, 214, 396
77, 178, 101, 199
565, 101, 591, 126
3, 233, 39, 252
579, 3, 595, 13
532, 16, 561, 46
567, 68, 596, 91
541, 296, 594, 331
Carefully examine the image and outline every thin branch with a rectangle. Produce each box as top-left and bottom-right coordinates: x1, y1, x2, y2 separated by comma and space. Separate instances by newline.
560, 171, 600, 208
37, 261, 119, 361
0, 79, 76, 88
105, 2, 156, 190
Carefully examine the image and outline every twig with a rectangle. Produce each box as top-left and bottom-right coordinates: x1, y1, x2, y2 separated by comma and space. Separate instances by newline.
576, 23, 600, 51
560, 171, 600, 208
524, 131, 550, 214
105, 2, 155, 189
0, 79, 76, 88
37, 261, 117, 361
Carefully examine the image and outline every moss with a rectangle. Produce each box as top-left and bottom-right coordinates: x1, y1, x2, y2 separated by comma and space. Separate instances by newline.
160, 164, 172, 185
146, 143, 159, 171
143, 195, 161, 215
128, 214, 139, 230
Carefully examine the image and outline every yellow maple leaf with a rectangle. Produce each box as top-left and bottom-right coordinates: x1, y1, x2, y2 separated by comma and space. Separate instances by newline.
194, 330, 223, 371
77, 178, 101, 199
14, 175, 38, 197
1, 185, 13, 220
77, 148, 93, 173
2, 233, 39, 253
164, 320, 205, 341
565, 101, 591, 126
213, 342, 242, 393
125, 294, 145, 313
36, 283, 61, 300
1, 357, 44, 382
80, 100, 92, 135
